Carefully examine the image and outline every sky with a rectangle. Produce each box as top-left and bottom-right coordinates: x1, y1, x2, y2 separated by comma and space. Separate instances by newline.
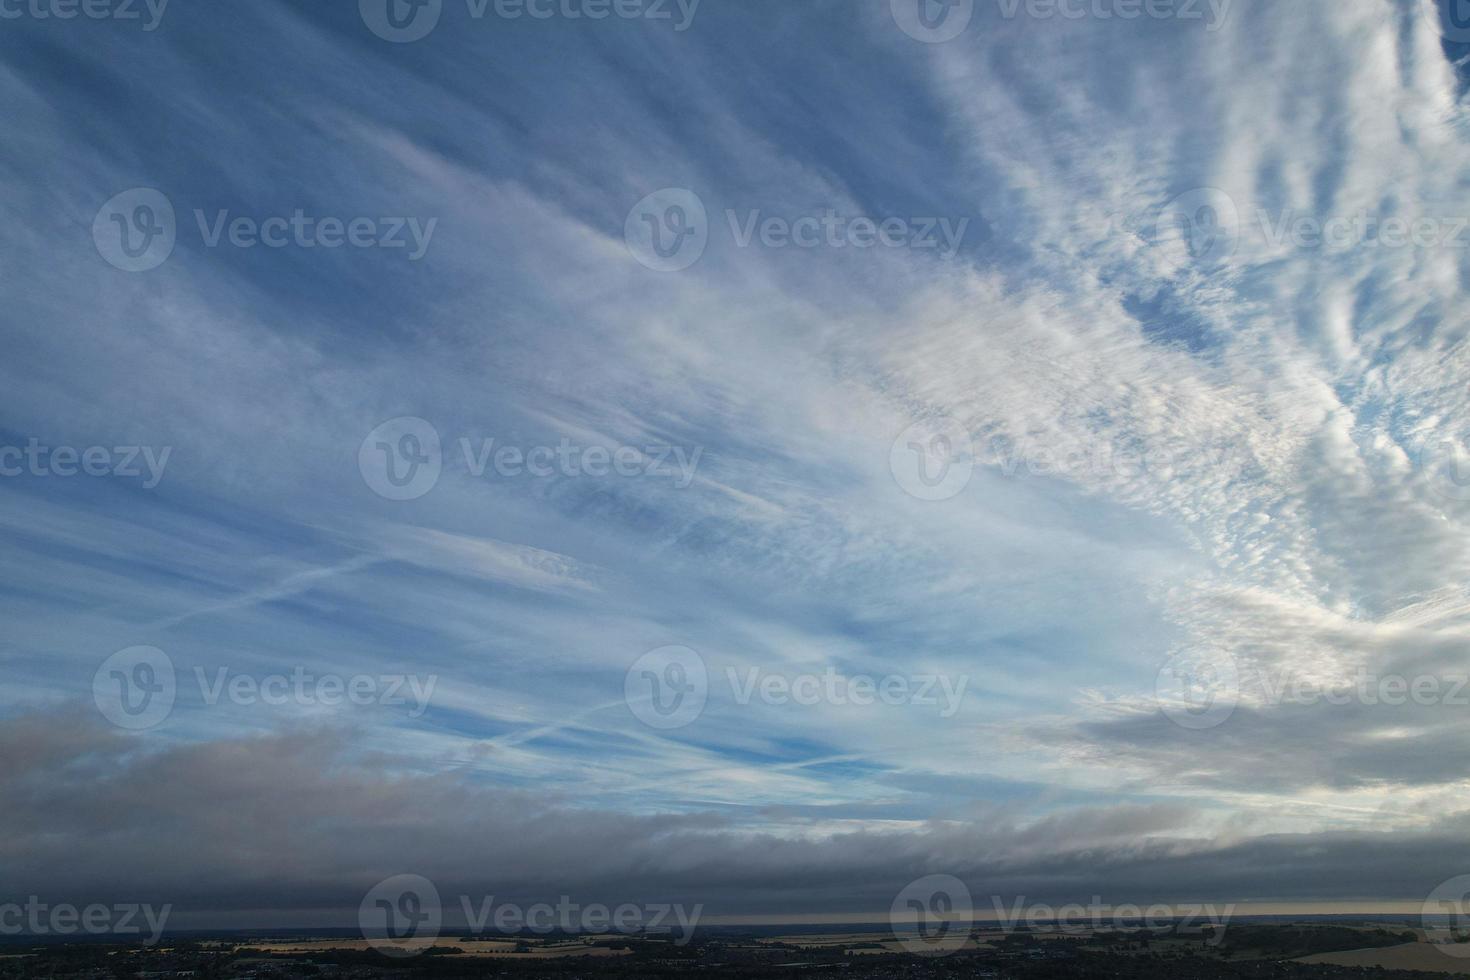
3, 0, 1470, 933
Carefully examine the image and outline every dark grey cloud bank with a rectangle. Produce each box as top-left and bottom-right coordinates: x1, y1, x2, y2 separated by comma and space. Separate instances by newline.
1074, 700, 1470, 793
3, 709, 1468, 926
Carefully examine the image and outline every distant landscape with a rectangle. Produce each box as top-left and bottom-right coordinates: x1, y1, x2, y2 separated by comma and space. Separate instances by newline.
4, 920, 1470, 980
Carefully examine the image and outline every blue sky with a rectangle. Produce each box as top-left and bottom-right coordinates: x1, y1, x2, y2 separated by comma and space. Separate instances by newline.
3, 0, 1470, 926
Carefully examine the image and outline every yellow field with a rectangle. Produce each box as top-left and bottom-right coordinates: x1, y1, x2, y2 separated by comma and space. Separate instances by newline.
1297, 941, 1470, 975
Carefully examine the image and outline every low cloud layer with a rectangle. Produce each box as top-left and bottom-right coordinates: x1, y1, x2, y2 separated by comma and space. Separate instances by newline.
3, 711, 1469, 925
